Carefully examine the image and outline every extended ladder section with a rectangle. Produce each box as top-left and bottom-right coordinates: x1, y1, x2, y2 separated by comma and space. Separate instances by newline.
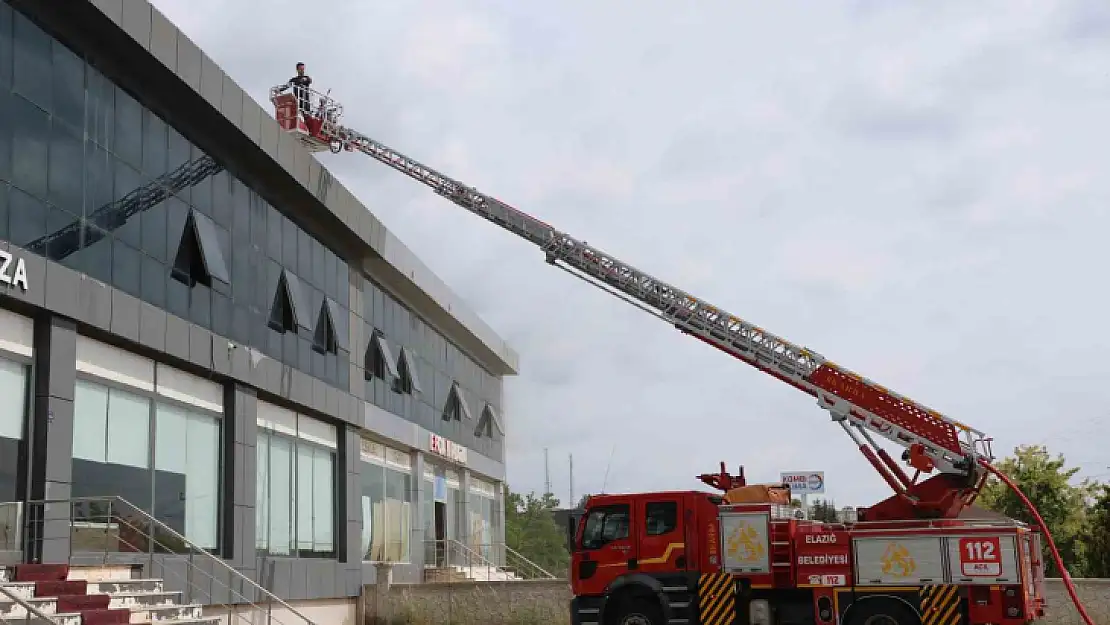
273, 87, 992, 485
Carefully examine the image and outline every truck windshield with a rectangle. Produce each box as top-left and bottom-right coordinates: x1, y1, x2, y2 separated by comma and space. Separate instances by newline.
580, 505, 629, 550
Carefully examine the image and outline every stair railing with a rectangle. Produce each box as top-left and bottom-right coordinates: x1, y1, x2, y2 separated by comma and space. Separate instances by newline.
20, 496, 318, 625
502, 544, 558, 580
0, 583, 63, 624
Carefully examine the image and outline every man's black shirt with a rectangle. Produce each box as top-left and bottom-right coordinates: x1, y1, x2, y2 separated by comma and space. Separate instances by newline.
289, 75, 312, 91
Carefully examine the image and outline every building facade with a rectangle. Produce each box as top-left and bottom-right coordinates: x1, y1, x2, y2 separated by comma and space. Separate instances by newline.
0, 0, 519, 607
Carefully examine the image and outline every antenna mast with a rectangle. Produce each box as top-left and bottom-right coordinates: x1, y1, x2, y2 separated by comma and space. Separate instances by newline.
544, 448, 552, 495
569, 453, 575, 507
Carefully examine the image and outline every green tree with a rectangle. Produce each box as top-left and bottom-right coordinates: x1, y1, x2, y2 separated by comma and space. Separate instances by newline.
1083, 484, 1110, 577
810, 498, 840, 522
504, 486, 570, 576
978, 445, 1095, 577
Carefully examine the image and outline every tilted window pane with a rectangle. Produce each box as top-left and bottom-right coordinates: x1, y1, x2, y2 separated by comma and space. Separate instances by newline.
72, 381, 108, 463
105, 388, 150, 469
11, 12, 50, 112
0, 359, 26, 441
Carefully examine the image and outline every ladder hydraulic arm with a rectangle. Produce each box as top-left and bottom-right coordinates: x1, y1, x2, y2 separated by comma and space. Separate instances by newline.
322, 116, 993, 519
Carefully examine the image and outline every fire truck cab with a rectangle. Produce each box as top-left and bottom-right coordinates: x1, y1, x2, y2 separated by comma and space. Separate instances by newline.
569, 491, 1046, 625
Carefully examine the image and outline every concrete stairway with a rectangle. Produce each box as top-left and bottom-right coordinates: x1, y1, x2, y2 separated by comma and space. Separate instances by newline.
0, 564, 217, 625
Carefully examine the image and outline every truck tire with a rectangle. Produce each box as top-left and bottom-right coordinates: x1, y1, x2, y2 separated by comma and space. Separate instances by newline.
845, 598, 921, 625
608, 598, 663, 625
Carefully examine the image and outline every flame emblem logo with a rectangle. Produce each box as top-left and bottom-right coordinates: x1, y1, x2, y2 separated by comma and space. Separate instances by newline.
880, 542, 917, 578
726, 521, 766, 562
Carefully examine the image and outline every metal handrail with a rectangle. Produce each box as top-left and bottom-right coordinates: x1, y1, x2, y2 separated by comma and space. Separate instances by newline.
502, 544, 557, 579
24, 497, 317, 625
0, 583, 61, 624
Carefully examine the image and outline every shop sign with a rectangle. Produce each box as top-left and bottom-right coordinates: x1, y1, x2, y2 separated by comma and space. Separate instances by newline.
0, 250, 28, 291
429, 433, 467, 464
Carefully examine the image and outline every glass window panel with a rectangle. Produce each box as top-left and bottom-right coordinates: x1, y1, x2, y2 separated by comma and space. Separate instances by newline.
141, 198, 169, 263
152, 403, 187, 538
8, 185, 44, 249
84, 144, 113, 218
85, 69, 114, 150
112, 239, 142, 297
11, 13, 50, 111
0, 91, 12, 185
44, 204, 79, 263
72, 381, 108, 463
312, 450, 333, 552
105, 387, 150, 469
154, 403, 188, 474
10, 93, 48, 201
282, 214, 297, 268
211, 171, 232, 229
48, 120, 83, 215
74, 222, 113, 284
255, 434, 269, 550
0, 359, 26, 441
0, 5, 12, 89
142, 109, 167, 176
51, 39, 84, 129
113, 87, 142, 168
112, 160, 142, 247
295, 443, 314, 551
268, 435, 293, 555
361, 462, 384, 561
185, 413, 219, 549
266, 205, 282, 262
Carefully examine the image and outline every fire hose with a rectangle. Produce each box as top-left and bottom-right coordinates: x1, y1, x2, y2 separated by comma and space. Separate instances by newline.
980, 460, 1094, 625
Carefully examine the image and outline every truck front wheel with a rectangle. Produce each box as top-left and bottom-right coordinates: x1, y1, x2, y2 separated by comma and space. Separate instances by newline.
608, 598, 663, 625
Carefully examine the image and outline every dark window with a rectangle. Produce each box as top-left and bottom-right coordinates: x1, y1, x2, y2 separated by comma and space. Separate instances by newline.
142, 109, 167, 176
112, 239, 142, 297
86, 69, 115, 150
171, 210, 230, 290
442, 382, 472, 421
43, 204, 79, 263
581, 505, 630, 549
394, 347, 422, 395
268, 269, 310, 334
111, 160, 142, 248
11, 93, 48, 200
140, 254, 166, 308
113, 86, 142, 168
7, 186, 45, 248
475, 403, 503, 439
645, 501, 678, 536
366, 331, 398, 380
84, 144, 113, 216
0, 5, 13, 89
48, 121, 83, 215
312, 299, 339, 355
51, 39, 84, 129
11, 12, 50, 111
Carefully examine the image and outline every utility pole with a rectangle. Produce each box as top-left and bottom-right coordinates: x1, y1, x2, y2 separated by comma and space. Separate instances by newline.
544, 448, 552, 496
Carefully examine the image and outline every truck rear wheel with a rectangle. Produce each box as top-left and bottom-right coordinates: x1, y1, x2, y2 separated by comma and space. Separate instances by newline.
845, 598, 921, 625
608, 599, 663, 625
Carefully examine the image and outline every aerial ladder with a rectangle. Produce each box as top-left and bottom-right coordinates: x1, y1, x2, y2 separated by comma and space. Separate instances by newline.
269, 84, 1091, 622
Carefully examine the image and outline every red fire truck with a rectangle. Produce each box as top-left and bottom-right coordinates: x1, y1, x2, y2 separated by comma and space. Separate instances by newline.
269, 83, 1093, 625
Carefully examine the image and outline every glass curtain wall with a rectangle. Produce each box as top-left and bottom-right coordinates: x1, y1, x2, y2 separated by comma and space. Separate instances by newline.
255, 401, 336, 558
0, 353, 28, 552
358, 439, 412, 563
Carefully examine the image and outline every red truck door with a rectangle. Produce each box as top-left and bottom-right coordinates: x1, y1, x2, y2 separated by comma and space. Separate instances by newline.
574, 499, 637, 595
636, 496, 686, 574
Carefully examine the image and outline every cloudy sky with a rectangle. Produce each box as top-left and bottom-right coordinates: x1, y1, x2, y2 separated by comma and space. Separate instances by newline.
152, 0, 1110, 507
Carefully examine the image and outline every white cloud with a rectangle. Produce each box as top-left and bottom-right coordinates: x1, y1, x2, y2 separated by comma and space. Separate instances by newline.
153, 0, 1110, 509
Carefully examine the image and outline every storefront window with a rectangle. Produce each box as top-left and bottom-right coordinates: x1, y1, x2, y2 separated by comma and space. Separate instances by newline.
255, 401, 336, 558
0, 356, 28, 552
359, 439, 412, 563
71, 374, 222, 551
